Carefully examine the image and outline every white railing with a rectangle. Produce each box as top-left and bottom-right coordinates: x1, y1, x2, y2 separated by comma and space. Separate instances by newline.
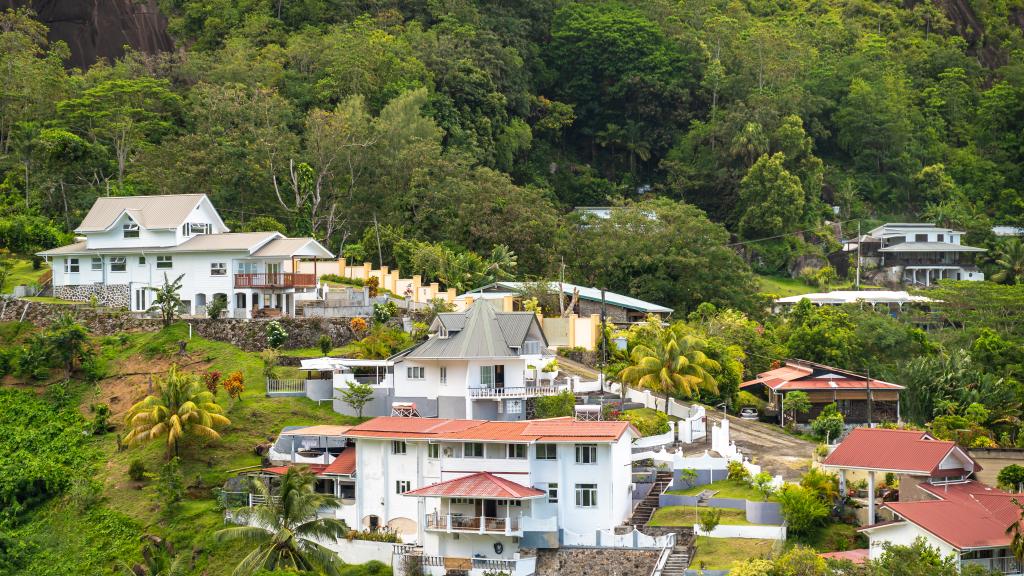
266, 378, 306, 395
961, 557, 1023, 574
468, 384, 564, 399
472, 558, 517, 571
424, 512, 522, 535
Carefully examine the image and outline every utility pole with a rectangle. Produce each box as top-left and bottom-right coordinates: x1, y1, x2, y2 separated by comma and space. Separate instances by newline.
855, 221, 862, 290
866, 367, 873, 427
373, 213, 383, 267
600, 289, 608, 394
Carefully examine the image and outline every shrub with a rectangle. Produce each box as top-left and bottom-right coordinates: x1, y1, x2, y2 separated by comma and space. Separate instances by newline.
265, 321, 288, 349
815, 444, 829, 459
534, 390, 576, 418
697, 507, 722, 532
998, 465, 1024, 491
203, 370, 222, 396
752, 472, 776, 501
128, 459, 147, 482
810, 402, 844, 441
318, 334, 333, 356
541, 359, 559, 372
365, 276, 379, 298
777, 484, 829, 535
618, 409, 670, 437
736, 390, 767, 411
347, 527, 399, 542
207, 294, 227, 319
89, 403, 113, 435
349, 317, 368, 334
157, 457, 184, 513
260, 349, 279, 379
727, 460, 750, 483
222, 371, 245, 401
372, 301, 397, 324
774, 546, 827, 574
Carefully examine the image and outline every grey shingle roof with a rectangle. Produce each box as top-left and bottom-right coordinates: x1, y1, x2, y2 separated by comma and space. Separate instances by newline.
407, 304, 538, 359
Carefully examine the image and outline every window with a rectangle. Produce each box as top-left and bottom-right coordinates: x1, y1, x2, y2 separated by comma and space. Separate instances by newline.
547, 483, 559, 503
396, 480, 410, 494
237, 261, 258, 274
91, 257, 103, 271
575, 484, 597, 507
439, 327, 449, 339
210, 262, 227, 276
109, 257, 126, 272
507, 444, 526, 459
464, 442, 484, 458
391, 441, 407, 455
440, 366, 447, 384
406, 366, 425, 380
937, 234, 945, 242
451, 498, 476, 504
915, 233, 928, 242
156, 256, 173, 269
64, 258, 79, 273
428, 443, 439, 459
186, 222, 211, 236
480, 366, 494, 387
575, 444, 597, 464
535, 444, 557, 460
123, 222, 139, 238
138, 256, 146, 266
522, 341, 542, 355
506, 399, 523, 415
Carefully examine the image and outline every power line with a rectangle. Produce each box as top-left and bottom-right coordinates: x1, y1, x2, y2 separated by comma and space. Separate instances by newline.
726, 219, 858, 247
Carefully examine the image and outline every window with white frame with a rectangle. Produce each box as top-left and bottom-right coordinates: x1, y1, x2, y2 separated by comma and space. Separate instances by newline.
109, 257, 127, 272
406, 366, 425, 380
480, 366, 494, 387
64, 258, 79, 273
138, 256, 146, 266
123, 221, 139, 238
575, 444, 597, 464
440, 366, 447, 384
501, 499, 523, 507
507, 444, 526, 459
396, 480, 410, 494
522, 341, 542, 355
464, 442, 484, 458
156, 256, 173, 269
210, 262, 227, 276
428, 443, 439, 459
575, 483, 597, 507
185, 222, 212, 236
91, 257, 102, 271
547, 483, 558, 503
391, 441, 407, 455
535, 444, 557, 460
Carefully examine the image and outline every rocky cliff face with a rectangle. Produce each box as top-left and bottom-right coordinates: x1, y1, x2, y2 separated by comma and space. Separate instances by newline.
1, 0, 173, 69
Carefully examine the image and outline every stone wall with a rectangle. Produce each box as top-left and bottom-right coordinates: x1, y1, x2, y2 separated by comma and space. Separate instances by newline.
54, 284, 130, 309
535, 548, 660, 576
0, 299, 358, 352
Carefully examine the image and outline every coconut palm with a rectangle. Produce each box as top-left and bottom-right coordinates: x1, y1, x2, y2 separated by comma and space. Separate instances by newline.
216, 467, 348, 576
618, 330, 719, 410
119, 535, 188, 576
1007, 498, 1024, 564
123, 365, 230, 459
992, 238, 1024, 285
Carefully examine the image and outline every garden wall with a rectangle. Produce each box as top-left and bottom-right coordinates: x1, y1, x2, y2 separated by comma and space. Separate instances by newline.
535, 548, 660, 576
0, 299, 359, 351
658, 494, 784, 526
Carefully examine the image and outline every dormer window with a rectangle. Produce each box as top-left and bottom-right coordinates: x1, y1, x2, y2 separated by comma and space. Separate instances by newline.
439, 326, 449, 339
183, 222, 211, 237
123, 221, 139, 238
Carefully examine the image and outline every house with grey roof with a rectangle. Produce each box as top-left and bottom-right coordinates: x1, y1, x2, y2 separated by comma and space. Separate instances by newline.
38, 194, 333, 317
326, 303, 565, 420
456, 281, 672, 324
847, 223, 986, 286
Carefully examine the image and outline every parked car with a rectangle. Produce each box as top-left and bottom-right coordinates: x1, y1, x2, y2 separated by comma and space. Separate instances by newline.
740, 407, 759, 420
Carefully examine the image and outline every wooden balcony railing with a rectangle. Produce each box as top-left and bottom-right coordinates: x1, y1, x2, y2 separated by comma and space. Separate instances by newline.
234, 273, 316, 288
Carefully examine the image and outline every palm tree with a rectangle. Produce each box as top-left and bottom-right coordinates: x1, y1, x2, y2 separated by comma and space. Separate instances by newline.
47, 312, 90, 377
119, 535, 187, 576
216, 467, 348, 576
618, 331, 719, 411
123, 365, 230, 459
1007, 498, 1024, 564
147, 273, 185, 327
992, 239, 1024, 285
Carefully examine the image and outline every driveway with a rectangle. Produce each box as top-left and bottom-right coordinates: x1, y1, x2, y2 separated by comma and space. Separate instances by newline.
704, 411, 815, 481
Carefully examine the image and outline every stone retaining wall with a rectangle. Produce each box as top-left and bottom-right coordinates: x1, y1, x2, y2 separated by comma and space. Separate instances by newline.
535, 548, 660, 576
54, 284, 130, 308
0, 299, 358, 352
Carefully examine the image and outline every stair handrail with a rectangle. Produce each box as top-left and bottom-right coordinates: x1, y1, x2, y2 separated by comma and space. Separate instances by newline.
649, 538, 675, 576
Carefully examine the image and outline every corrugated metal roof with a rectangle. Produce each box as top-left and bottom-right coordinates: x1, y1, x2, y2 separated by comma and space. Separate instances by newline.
436, 313, 466, 332
879, 242, 986, 253
75, 194, 208, 232
252, 237, 334, 258
409, 304, 518, 359
323, 449, 356, 475
822, 428, 970, 474
404, 472, 545, 499
740, 361, 903, 392
495, 313, 536, 348
345, 416, 634, 442
38, 232, 280, 255
462, 281, 673, 314
280, 425, 352, 437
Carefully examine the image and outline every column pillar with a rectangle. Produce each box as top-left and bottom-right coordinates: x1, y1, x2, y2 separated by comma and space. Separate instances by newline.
867, 470, 876, 524
839, 469, 847, 496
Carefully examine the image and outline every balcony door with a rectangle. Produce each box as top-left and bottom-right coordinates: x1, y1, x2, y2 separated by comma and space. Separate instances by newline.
494, 365, 505, 390
478, 499, 497, 518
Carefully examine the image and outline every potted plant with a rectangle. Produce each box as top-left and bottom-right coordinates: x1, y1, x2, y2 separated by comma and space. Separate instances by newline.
540, 359, 559, 382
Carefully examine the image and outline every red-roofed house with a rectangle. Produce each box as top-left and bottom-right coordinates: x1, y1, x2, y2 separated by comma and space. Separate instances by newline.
741, 360, 903, 425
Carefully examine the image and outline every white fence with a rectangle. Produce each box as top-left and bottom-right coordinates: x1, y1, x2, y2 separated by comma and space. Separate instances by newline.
671, 400, 707, 443
324, 538, 401, 565
624, 387, 663, 410
695, 524, 787, 540
634, 422, 676, 450
562, 527, 676, 549
266, 378, 306, 396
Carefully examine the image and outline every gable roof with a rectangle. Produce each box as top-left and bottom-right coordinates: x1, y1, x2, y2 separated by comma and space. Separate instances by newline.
406, 304, 543, 359
879, 242, 986, 253
345, 416, 636, 443
404, 472, 545, 499
741, 360, 903, 393
252, 237, 334, 258
461, 281, 673, 315
822, 428, 978, 475
37, 231, 335, 259
868, 481, 1018, 550
75, 194, 220, 233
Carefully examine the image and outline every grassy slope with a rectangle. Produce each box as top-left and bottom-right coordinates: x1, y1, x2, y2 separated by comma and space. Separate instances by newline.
4, 258, 50, 288
690, 536, 776, 569
647, 506, 756, 527
7, 322, 361, 576
666, 478, 778, 501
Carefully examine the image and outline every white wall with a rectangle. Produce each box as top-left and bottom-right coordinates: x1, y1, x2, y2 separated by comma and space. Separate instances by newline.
325, 538, 398, 565
866, 522, 957, 560
695, 525, 787, 540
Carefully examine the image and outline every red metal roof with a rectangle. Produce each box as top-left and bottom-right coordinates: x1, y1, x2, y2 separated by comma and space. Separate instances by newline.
323, 448, 356, 476
822, 428, 977, 474
819, 549, 868, 564
403, 472, 545, 499
740, 361, 902, 392
345, 416, 635, 443
262, 464, 328, 475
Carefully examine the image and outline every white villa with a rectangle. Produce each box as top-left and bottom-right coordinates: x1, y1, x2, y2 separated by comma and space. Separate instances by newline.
38, 194, 333, 317
849, 223, 986, 286
301, 303, 569, 420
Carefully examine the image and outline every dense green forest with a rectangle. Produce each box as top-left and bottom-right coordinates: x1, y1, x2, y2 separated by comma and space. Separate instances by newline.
2, 0, 1024, 313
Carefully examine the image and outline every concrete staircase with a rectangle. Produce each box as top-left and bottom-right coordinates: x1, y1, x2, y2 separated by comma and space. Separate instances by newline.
631, 471, 673, 526
661, 542, 694, 575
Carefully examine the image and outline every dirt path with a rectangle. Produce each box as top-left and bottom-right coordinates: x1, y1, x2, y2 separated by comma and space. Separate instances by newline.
705, 411, 816, 481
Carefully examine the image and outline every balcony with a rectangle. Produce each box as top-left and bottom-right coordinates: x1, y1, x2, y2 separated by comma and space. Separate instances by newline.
469, 384, 565, 399
961, 557, 1023, 574
411, 555, 537, 576
425, 512, 522, 535
234, 273, 316, 289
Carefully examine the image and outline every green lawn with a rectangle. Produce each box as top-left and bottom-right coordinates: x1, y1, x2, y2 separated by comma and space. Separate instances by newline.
2, 257, 50, 290
689, 536, 776, 570
648, 506, 755, 527
279, 342, 360, 358
667, 478, 778, 502
756, 275, 820, 297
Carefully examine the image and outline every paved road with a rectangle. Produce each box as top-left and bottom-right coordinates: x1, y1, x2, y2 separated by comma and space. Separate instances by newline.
704, 411, 816, 481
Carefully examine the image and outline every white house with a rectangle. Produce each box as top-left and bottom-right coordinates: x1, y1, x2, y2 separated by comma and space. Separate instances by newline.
849, 223, 986, 285
344, 415, 639, 576
38, 194, 333, 317
315, 303, 568, 420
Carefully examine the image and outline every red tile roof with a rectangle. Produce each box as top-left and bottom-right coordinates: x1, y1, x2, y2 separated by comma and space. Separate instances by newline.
403, 472, 545, 499
345, 416, 636, 443
740, 361, 902, 392
819, 549, 868, 564
822, 428, 978, 475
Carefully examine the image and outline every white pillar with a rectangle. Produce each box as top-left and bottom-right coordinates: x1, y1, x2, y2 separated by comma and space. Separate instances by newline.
868, 470, 876, 524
